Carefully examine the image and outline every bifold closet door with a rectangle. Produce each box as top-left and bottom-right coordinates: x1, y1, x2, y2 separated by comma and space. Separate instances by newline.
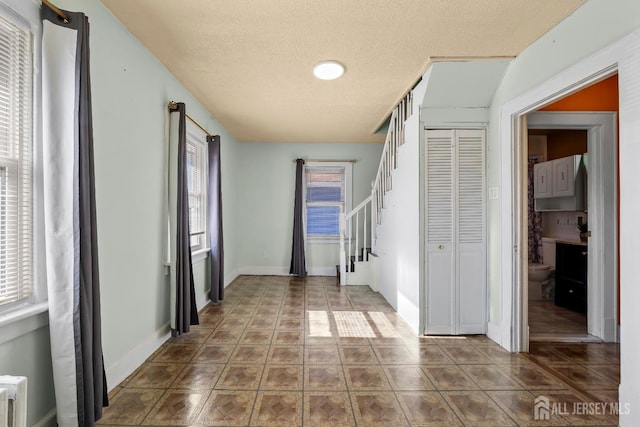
456, 129, 486, 334
425, 129, 486, 335
426, 130, 456, 334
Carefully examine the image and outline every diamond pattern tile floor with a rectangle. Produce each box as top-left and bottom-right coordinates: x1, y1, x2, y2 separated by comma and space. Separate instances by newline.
97, 275, 620, 426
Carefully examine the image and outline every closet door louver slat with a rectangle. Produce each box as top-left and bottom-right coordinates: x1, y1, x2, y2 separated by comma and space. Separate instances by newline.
427, 133, 454, 244
457, 133, 484, 244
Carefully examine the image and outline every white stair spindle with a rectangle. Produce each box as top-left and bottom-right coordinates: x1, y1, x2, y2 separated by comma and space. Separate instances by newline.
364, 201, 368, 257
348, 216, 352, 271
339, 213, 346, 286
356, 210, 360, 263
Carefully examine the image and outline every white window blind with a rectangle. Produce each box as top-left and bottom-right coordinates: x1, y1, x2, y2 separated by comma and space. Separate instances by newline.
305, 165, 346, 238
185, 122, 206, 250
0, 12, 32, 307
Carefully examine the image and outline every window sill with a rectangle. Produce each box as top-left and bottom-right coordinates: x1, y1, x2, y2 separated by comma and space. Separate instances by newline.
0, 302, 49, 345
192, 248, 210, 263
307, 237, 341, 244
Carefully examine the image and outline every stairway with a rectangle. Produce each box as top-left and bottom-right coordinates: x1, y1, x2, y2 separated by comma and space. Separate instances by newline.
338, 91, 413, 287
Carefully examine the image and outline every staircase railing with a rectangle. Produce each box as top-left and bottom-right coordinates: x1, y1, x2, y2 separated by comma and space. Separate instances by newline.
339, 91, 413, 285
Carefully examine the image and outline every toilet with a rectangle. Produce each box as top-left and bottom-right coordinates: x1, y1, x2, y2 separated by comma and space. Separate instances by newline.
528, 238, 556, 300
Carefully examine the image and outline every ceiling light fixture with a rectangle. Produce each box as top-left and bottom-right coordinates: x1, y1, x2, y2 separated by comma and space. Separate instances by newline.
313, 60, 345, 80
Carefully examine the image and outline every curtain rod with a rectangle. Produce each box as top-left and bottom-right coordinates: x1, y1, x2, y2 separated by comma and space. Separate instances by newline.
168, 101, 214, 137
292, 159, 357, 164
42, 0, 70, 23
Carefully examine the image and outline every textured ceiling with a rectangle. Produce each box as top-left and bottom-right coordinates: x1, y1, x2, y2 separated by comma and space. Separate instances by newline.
101, 0, 585, 143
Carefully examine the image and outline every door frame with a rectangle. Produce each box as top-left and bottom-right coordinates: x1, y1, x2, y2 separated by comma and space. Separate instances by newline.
498, 32, 632, 352
525, 111, 618, 345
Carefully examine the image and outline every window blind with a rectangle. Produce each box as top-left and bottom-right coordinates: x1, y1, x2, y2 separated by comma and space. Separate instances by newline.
305, 166, 345, 236
186, 138, 204, 248
0, 13, 32, 306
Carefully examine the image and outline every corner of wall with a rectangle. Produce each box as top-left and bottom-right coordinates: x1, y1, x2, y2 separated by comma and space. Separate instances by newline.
105, 323, 171, 391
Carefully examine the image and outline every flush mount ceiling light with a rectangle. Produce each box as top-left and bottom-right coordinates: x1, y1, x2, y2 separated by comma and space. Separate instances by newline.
313, 60, 345, 80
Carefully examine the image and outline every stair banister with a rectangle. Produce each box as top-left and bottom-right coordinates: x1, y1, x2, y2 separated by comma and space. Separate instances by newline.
338, 89, 412, 286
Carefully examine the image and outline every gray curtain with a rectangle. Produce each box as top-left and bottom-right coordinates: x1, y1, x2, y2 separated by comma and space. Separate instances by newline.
289, 159, 307, 277
207, 135, 224, 302
169, 102, 199, 334
42, 5, 107, 426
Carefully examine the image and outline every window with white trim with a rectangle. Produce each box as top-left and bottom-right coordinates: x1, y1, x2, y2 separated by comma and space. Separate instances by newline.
186, 120, 207, 252
304, 162, 352, 243
0, 10, 33, 308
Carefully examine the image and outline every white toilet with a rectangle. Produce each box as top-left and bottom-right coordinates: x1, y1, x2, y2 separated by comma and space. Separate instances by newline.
528, 238, 556, 300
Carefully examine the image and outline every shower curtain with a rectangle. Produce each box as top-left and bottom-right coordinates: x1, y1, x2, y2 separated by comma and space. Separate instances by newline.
528, 158, 543, 263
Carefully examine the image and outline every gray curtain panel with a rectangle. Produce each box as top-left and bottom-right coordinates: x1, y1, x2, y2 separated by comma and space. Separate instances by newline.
289, 159, 307, 277
42, 5, 108, 426
207, 135, 224, 302
169, 102, 199, 334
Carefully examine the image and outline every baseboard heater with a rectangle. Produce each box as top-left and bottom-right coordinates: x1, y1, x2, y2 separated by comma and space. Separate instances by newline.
0, 376, 27, 427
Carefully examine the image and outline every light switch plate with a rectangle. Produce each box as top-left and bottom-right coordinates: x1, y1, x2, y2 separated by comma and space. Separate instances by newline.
489, 187, 499, 200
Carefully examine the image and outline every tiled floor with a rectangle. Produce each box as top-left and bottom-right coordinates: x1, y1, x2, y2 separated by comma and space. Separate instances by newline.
528, 300, 597, 342
99, 275, 620, 426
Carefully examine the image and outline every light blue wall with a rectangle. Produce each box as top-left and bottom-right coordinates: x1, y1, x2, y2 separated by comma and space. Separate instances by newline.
236, 142, 382, 274
2, 0, 241, 423
53, 0, 241, 381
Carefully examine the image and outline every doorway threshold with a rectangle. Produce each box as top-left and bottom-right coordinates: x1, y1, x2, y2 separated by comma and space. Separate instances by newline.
530, 333, 602, 343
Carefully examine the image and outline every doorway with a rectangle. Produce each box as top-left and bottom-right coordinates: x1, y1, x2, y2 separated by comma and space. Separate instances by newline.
524, 112, 618, 344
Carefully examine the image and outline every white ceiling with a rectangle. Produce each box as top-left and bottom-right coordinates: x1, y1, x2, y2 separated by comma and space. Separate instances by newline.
101, 0, 585, 143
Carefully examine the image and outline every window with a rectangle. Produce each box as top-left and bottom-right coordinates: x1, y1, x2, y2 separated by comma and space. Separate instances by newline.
0, 10, 32, 308
304, 162, 352, 242
185, 120, 207, 252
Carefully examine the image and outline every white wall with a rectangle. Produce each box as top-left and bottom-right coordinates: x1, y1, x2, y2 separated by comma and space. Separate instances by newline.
487, 0, 640, 326
486, 1, 640, 425
376, 115, 421, 333
236, 142, 382, 276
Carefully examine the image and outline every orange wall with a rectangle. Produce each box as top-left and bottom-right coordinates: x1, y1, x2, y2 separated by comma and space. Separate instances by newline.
541, 74, 618, 113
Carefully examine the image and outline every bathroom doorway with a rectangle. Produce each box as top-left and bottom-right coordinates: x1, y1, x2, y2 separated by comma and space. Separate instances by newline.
526, 127, 590, 341
525, 110, 618, 344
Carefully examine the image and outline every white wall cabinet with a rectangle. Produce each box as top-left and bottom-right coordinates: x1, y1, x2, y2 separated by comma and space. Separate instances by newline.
533, 161, 553, 198
425, 129, 486, 335
533, 155, 582, 198
533, 155, 586, 211
552, 156, 576, 197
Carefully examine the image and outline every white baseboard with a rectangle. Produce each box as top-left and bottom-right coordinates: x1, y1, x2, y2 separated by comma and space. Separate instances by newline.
239, 266, 289, 276
603, 316, 618, 342
224, 269, 239, 287
196, 291, 210, 312
33, 409, 56, 427
105, 324, 171, 392
308, 266, 337, 276
239, 266, 337, 277
487, 321, 502, 347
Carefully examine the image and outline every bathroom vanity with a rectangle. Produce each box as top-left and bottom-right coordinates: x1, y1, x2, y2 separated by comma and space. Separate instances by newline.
554, 241, 588, 314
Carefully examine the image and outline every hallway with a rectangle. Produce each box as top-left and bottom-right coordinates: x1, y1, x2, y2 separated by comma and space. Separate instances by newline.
99, 276, 620, 426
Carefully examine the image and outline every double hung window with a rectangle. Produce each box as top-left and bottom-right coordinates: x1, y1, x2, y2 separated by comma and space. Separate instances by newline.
185, 120, 207, 252
304, 162, 352, 243
0, 10, 33, 308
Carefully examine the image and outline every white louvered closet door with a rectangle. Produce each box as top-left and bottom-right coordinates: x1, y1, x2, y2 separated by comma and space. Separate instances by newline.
426, 129, 486, 335
426, 130, 456, 334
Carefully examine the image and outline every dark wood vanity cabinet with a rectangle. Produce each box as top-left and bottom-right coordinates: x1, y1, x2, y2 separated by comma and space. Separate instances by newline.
554, 242, 588, 314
